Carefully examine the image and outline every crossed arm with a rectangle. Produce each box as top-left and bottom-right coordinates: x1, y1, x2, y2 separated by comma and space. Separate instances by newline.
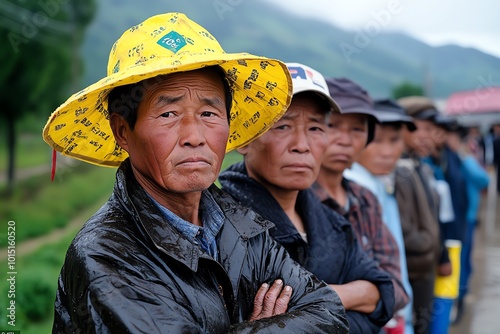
329, 280, 380, 313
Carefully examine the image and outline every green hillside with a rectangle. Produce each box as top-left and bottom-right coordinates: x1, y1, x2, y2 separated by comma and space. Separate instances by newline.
79, 0, 500, 99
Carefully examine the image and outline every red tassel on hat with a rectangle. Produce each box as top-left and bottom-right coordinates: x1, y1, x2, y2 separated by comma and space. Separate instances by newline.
51, 149, 57, 181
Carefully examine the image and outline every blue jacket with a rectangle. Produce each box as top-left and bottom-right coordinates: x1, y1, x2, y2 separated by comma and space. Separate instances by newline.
462, 156, 489, 223
424, 146, 468, 242
219, 162, 395, 334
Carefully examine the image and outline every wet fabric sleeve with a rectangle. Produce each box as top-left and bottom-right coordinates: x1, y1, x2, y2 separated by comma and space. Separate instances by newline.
361, 191, 409, 312
462, 156, 489, 190
398, 169, 439, 256
340, 226, 395, 334
53, 246, 213, 334
228, 232, 349, 334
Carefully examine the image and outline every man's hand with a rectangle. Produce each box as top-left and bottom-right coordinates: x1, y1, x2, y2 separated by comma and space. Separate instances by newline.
249, 279, 292, 321
437, 262, 452, 277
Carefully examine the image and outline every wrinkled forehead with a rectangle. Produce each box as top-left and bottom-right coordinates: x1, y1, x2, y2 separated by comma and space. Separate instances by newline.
284, 93, 330, 121
141, 67, 226, 92
137, 67, 232, 117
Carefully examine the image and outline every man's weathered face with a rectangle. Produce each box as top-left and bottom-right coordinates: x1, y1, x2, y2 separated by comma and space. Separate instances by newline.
239, 94, 328, 192
358, 123, 404, 176
322, 113, 368, 173
493, 124, 500, 136
403, 119, 436, 157
432, 126, 448, 149
114, 69, 229, 193
446, 131, 462, 153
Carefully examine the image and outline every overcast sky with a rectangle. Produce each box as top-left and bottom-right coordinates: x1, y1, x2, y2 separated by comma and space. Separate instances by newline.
264, 0, 500, 58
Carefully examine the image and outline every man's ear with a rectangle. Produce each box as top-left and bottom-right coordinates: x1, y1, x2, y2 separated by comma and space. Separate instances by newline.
236, 145, 248, 155
110, 113, 130, 152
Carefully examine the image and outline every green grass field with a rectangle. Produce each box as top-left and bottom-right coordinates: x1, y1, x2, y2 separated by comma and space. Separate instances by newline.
0, 229, 78, 333
0, 163, 116, 247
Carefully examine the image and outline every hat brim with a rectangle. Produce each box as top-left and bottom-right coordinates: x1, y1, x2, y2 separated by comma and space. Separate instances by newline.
43, 53, 292, 167
374, 111, 417, 131
413, 109, 438, 121
434, 116, 458, 131
340, 107, 380, 119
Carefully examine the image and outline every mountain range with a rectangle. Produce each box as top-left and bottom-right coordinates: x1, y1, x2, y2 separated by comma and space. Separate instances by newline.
80, 0, 500, 99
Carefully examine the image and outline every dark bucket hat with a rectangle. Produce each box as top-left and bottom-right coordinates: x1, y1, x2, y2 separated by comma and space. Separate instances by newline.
434, 114, 459, 131
326, 77, 378, 145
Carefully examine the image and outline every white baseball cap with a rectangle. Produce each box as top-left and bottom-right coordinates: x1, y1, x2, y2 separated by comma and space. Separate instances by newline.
286, 62, 341, 114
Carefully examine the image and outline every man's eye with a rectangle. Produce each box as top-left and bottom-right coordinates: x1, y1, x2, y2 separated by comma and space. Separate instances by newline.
274, 124, 289, 130
201, 111, 216, 117
160, 112, 174, 118
310, 126, 323, 132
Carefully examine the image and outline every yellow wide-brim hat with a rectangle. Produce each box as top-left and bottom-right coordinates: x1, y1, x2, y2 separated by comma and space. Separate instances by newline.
42, 12, 292, 167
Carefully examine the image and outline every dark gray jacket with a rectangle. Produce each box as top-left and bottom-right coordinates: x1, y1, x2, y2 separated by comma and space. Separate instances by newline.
219, 162, 395, 334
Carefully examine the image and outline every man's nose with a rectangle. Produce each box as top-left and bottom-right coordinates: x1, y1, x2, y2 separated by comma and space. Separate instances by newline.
179, 116, 206, 147
290, 128, 311, 153
334, 129, 352, 146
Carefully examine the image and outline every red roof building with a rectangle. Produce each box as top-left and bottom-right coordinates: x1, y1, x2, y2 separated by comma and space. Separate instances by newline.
445, 86, 500, 116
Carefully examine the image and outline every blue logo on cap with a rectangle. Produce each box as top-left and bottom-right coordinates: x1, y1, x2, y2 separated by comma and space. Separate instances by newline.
157, 31, 186, 53
288, 66, 325, 89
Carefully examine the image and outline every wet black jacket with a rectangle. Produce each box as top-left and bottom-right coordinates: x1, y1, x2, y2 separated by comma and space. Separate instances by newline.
53, 160, 348, 333
219, 162, 395, 334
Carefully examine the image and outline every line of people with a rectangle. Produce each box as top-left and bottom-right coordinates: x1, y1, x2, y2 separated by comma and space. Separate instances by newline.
44, 12, 491, 333
219, 62, 492, 333
220, 64, 490, 333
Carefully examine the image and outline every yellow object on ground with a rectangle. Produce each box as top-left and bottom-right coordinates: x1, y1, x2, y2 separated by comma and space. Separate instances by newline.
434, 239, 461, 299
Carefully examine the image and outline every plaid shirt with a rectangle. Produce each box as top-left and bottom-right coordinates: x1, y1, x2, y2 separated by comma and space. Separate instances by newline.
312, 178, 409, 312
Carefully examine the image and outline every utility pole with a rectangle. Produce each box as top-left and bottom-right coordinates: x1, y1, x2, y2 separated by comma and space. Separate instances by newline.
422, 59, 433, 99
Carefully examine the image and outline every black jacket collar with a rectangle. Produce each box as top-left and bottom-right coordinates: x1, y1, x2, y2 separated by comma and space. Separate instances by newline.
114, 159, 273, 278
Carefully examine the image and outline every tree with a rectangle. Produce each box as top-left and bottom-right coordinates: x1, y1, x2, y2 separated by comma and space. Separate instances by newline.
0, 0, 96, 196
391, 81, 424, 100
